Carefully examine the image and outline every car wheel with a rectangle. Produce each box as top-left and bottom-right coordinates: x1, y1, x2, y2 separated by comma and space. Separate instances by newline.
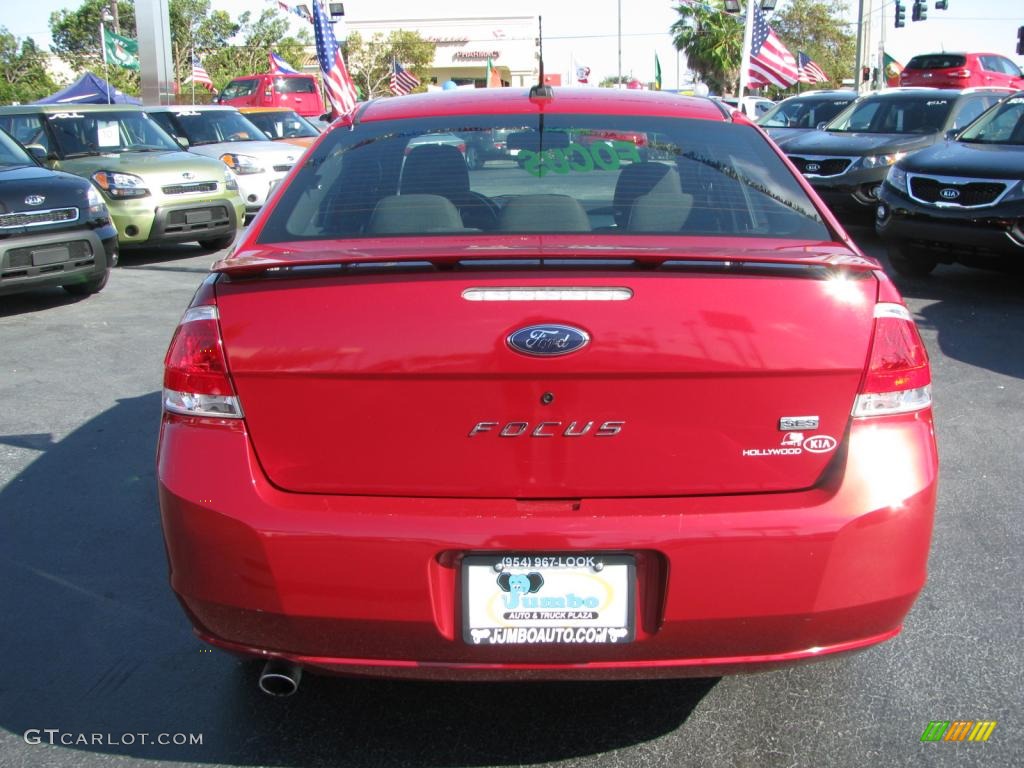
466, 146, 483, 170
63, 267, 110, 296
199, 234, 236, 251
887, 242, 937, 278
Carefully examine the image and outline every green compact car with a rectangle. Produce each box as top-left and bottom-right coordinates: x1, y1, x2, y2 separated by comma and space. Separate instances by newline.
0, 105, 245, 250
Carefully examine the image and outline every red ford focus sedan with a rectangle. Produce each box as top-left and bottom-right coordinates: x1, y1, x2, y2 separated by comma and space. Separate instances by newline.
157, 87, 938, 695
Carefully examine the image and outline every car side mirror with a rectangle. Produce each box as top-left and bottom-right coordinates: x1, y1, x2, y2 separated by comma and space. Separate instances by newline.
945, 128, 959, 140
319, 112, 332, 123
816, 121, 828, 130
26, 145, 49, 161
175, 136, 190, 149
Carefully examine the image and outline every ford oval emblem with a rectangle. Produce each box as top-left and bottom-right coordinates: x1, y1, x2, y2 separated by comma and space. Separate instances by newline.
24, 194, 45, 206
802, 434, 838, 454
805, 162, 821, 173
507, 324, 590, 357
939, 187, 960, 200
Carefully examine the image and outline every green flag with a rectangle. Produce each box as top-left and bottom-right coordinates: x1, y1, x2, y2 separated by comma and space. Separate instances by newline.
103, 28, 139, 70
654, 53, 662, 90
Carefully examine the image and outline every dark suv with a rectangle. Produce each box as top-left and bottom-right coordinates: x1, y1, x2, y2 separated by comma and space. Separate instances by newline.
0, 128, 117, 298
757, 90, 858, 148
876, 92, 1024, 276
781, 88, 1008, 219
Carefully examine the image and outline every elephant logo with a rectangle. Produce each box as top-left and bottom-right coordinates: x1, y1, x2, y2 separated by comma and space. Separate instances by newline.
496, 571, 544, 610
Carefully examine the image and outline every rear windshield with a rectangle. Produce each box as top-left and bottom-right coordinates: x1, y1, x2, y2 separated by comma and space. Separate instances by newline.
958, 95, 1024, 145
222, 79, 258, 99
258, 114, 828, 242
759, 96, 856, 128
826, 96, 953, 134
906, 54, 966, 70
244, 111, 319, 139
275, 77, 316, 94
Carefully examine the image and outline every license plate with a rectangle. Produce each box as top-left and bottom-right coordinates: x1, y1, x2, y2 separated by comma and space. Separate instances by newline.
32, 246, 70, 266
185, 209, 213, 224
462, 554, 635, 645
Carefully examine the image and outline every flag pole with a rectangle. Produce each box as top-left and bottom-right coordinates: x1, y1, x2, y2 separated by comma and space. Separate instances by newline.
738, 1, 755, 101
191, 46, 196, 105
100, 20, 111, 104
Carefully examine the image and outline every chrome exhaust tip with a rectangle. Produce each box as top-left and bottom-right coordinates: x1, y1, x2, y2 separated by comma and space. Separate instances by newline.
258, 660, 302, 697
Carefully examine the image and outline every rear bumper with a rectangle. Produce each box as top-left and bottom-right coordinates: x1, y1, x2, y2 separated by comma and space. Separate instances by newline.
0, 225, 117, 297
157, 411, 938, 680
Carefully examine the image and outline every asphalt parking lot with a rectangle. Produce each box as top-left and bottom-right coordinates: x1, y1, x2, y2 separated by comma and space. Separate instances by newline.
0, 227, 1021, 768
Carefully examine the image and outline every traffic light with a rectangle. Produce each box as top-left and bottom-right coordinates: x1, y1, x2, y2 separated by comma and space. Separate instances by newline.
912, 1, 927, 22
1018, 26, 1024, 56
895, 2, 906, 28
934, 0, 947, 9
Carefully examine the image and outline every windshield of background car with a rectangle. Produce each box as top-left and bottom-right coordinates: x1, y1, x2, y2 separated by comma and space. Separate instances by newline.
221, 79, 258, 99
905, 54, 967, 70
274, 77, 316, 94
160, 110, 267, 145
957, 94, 1024, 144
759, 97, 855, 128
257, 114, 829, 242
44, 111, 180, 157
826, 96, 953, 134
0, 129, 34, 167
244, 111, 319, 139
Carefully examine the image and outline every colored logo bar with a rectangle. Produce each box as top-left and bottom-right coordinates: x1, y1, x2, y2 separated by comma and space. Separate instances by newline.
921, 721, 997, 742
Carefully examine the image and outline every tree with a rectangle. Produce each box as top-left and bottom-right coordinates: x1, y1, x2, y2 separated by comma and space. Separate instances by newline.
50, 0, 139, 94
671, 2, 743, 94
205, 8, 311, 92
168, 0, 238, 90
0, 28, 58, 103
770, 0, 855, 91
599, 75, 631, 88
344, 31, 435, 99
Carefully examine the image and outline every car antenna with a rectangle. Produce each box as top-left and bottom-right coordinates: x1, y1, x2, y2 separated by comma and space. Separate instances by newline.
529, 16, 554, 100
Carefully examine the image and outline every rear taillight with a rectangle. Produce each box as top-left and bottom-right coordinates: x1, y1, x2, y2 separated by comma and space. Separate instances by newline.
853, 303, 931, 417
163, 305, 243, 418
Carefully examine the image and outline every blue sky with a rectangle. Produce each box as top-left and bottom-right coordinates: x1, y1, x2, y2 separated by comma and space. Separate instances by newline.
9, 0, 1024, 89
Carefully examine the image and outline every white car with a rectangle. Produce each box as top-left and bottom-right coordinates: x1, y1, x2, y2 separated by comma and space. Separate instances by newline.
717, 96, 776, 120
146, 105, 301, 217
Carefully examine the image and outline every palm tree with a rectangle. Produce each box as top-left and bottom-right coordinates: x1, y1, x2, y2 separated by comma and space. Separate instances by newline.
671, 2, 743, 94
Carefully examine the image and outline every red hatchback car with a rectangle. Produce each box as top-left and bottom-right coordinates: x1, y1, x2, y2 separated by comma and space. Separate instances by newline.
899, 52, 1024, 90
157, 88, 938, 695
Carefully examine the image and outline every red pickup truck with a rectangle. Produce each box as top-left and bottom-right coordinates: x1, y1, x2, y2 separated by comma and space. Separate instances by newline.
216, 73, 325, 118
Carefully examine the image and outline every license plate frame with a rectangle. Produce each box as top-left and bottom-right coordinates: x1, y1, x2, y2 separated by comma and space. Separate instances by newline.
32, 246, 70, 266
462, 553, 635, 646
185, 209, 213, 224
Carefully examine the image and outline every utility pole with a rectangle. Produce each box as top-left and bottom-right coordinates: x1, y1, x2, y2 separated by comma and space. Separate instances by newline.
109, 1, 120, 34
853, 0, 865, 92
877, 0, 887, 90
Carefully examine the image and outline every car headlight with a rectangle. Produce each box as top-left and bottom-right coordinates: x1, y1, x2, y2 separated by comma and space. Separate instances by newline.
223, 169, 239, 191
85, 183, 109, 216
219, 153, 265, 175
885, 165, 908, 194
862, 152, 905, 170
91, 171, 150, 199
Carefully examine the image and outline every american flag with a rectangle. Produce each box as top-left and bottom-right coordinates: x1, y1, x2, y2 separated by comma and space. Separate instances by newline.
748, 5, 799, 89
312, 0, 358, 117
390, 60, 420, 96
189, 55, 216, 92
797, 52, 829, 84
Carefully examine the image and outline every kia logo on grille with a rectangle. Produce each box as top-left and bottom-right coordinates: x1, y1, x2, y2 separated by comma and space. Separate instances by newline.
24, 195, 45, 206
181, 172, 196, 180
805, 163, 821, 173
940, 188, 960, 200
507, 324, 589, 356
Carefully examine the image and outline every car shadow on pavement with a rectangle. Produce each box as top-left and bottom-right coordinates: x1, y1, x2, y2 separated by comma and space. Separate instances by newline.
0, 286, 95, 317
881, 262, 1024, 382
0, 392, 715, 767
